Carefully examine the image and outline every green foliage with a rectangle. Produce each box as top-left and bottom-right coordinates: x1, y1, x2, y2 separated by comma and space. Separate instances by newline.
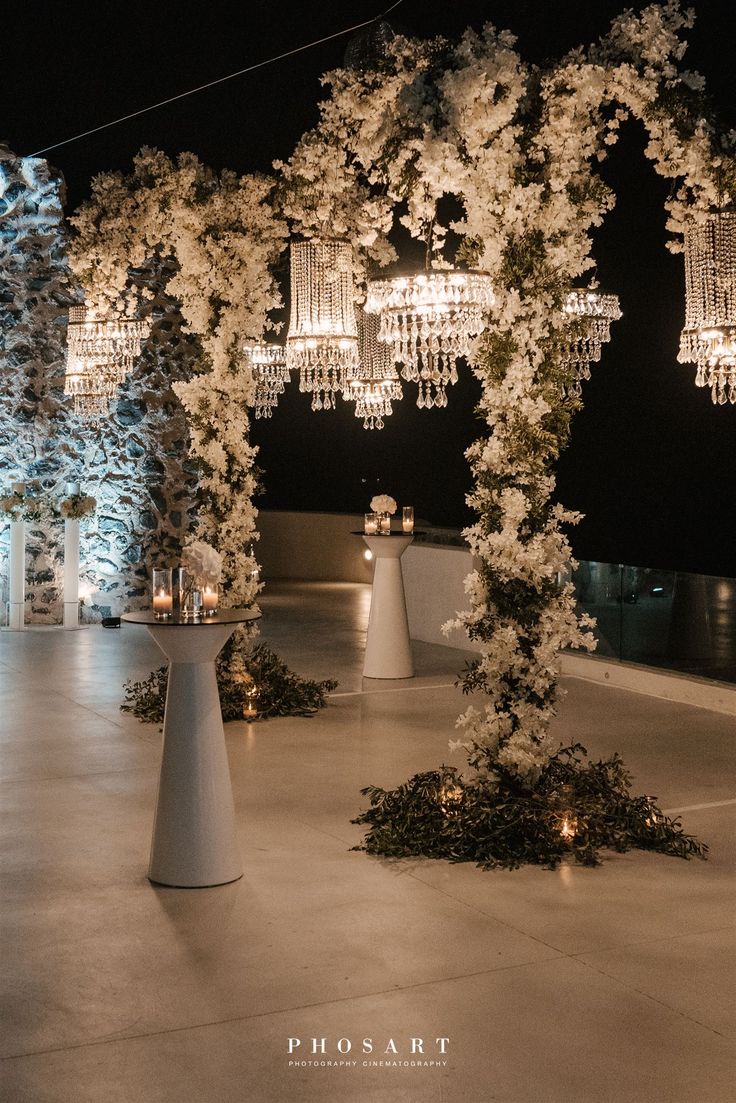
121, 644, 337, 725
353, 745, 708, 870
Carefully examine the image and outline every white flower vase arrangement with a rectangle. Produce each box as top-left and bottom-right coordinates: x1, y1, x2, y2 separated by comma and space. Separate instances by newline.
179, 539, 223, 618
370, 494, 397, 535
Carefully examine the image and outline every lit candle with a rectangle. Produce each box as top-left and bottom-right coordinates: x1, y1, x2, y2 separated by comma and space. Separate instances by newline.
152, 588, 173, 616
379, 513, 391, 534
402, 506, 414, 533
243, 687, 258, 720
202, 585, 218, 614
364, 512, 378, 534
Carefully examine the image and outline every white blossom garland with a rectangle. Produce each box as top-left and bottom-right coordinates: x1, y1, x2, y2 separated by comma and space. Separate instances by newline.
68, 150, 288, 607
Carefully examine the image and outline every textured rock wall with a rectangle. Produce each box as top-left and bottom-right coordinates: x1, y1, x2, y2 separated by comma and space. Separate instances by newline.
0, 146, 198, 622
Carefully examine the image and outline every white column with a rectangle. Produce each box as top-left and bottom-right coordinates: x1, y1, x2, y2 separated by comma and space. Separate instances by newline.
146, 622, 242, 887
7, 520, 25, 631
63, 518, 80, 630
362, 533, 414, 679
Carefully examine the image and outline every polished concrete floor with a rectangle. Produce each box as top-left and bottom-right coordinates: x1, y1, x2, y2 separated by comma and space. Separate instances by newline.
1, 582, 734, 1103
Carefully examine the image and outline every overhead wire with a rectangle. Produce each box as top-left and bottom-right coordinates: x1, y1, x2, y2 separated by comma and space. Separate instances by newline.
28, 0, 406, 158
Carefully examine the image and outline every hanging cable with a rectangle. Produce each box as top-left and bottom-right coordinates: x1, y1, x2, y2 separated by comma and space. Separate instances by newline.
28, 0, 405, 158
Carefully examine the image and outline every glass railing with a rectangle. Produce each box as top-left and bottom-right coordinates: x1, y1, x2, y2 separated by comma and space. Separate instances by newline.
567, 561, 736, 684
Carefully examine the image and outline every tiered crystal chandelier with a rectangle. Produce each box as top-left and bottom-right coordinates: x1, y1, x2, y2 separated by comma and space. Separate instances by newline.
364, 269, 495, 409
677, 211, 736, 404
344, 308, 402, 430
244, 340, 290, 419
285, 240, 359, 411
560, 287, 622, 396
64, 305, 150, 415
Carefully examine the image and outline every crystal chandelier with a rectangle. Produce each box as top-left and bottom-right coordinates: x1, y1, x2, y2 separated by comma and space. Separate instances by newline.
677, 211, 736, 404
244, 340, 290, 419
285, 240, 359, 411
64, 305, 150, 415
560, 288, 622, 396
364, 269, 495, 409
63, 352, 116, 417
344, 309, 402, 429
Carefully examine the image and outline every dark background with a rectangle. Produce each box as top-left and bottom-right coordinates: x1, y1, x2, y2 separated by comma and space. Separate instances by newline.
2, 1, 735, 575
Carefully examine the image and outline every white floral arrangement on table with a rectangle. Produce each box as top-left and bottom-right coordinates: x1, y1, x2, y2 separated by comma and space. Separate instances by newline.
370, 494, 397, 515
181, 538, 223, 583
0, 484, 47, 522
59, 494, 97, 521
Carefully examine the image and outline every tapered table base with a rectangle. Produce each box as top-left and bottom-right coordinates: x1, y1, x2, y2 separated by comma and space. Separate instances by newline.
361, 533, 414, 679
123, 610, 259, 888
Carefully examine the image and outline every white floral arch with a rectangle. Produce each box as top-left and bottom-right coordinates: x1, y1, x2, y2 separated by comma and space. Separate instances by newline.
69, 1, 733, 788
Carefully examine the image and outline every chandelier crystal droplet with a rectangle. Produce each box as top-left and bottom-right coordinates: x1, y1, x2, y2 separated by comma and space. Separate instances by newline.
64, 304, 150, 416
561, 288, 622, 396
364, 269, 495, 409
285, 240, 359, 412
344, 308, 402, 430
244, 340, 290, 419
678, 211, 736, 405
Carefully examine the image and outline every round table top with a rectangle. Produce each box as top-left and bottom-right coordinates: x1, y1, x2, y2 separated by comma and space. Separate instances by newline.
122, 608, 261, 627
351, 530, 421, 538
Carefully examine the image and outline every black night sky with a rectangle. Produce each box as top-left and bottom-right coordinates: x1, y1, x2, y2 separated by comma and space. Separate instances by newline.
3, 1, 735, 576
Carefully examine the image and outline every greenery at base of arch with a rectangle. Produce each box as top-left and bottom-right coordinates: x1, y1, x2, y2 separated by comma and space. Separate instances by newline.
353, 748, 707, 870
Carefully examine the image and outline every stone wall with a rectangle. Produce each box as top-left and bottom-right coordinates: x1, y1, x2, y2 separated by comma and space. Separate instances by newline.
0, 146, 198, 622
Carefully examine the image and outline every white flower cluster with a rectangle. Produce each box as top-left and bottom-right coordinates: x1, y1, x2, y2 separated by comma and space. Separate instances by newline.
370, 495, 397, 514
181, 538, 222, 583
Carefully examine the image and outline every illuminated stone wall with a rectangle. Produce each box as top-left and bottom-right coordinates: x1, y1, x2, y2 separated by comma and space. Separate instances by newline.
0, 146, 198, 622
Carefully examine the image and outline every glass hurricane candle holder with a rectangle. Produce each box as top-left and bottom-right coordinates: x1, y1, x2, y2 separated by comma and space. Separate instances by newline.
152, 568, 173, 619
243, 684, 259, 720
402, 506, 414, 533
379, 512, 391, 535
202, 583, 219, 616
364, 512, 379, 535
179, 568, 203, 619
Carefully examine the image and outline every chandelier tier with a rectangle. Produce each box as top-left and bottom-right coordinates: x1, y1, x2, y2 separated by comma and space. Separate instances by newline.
244, 340, 290, 419
64, 305, 150, 416
63, 355, 117, 417
344, 308, 402, 430
677, 211, 736, 404
364, 269, 495, 409
560, 288, 622, 396
286, 240, 359, 412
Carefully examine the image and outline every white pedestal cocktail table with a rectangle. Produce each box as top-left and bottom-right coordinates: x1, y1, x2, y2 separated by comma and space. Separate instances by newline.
122, 608, 260, 888
357, 532, 415, 679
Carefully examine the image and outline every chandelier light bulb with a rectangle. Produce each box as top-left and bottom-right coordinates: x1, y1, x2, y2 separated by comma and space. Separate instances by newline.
364, 269, 495, 409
